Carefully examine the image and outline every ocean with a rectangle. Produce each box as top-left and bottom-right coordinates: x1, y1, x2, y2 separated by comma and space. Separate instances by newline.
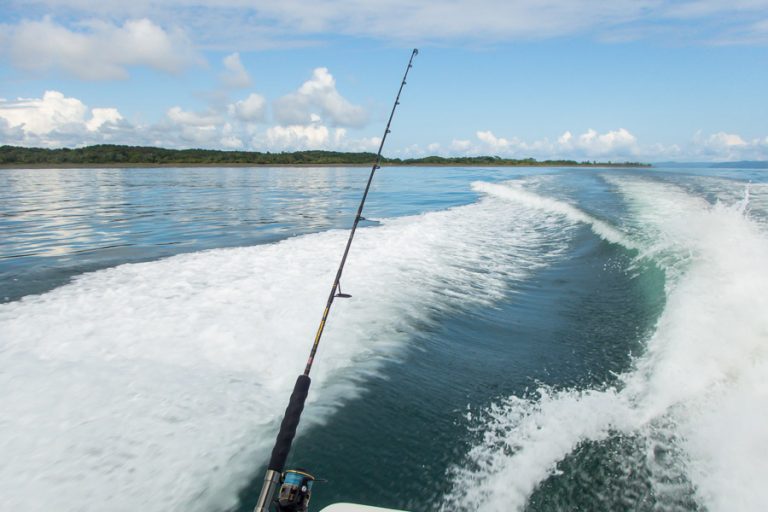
1, 165, 766, 512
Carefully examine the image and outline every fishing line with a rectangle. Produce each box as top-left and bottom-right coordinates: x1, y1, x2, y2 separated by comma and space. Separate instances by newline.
254, 48, 419, 512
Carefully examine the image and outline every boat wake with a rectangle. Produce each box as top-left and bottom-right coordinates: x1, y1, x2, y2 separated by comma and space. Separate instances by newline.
0, 188, 572, 512
442, 177, 768, 511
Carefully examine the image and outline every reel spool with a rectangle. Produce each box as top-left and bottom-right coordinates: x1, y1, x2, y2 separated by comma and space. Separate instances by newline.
277, 469, 315, 512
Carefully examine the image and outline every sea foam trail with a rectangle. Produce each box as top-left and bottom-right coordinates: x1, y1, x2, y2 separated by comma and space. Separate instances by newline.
0, 191, 571, 512
612, 177, 768, 512
444, 177, 768, 512
472, 181, 638, 249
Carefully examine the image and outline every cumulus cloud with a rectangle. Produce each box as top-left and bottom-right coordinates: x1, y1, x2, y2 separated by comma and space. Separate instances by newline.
563, 127, 638, 156
262, 120, 378, 152
163, 106, 231, 146
476, 130, 513, 151
0, 90, 227, 149
266, 124, 331, 149
474, 128, 638, 158
85, 108, 124, 131
3, 92, 767, 162
220, 53, 251, 88
0, 91, 128, 146
446, 127, 642, 159
273, 67, 368, 127
688, 130, 768, 160
0, 88, 380, 152
2, 17, 200, 80
220, 134, 244, 148
217, 123, 244, 149
228, 93, 266, 122
0, 91, 87, 134
700, 131, 747, 148
445, 127, 768, 162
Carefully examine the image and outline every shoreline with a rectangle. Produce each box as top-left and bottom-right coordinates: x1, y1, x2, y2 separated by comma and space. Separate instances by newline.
0, 145, 652, 169
0, 162, 651, 170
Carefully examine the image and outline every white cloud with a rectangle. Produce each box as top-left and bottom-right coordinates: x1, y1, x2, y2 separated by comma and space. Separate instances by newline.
451, 139, 472, 151
0, 91, 88, 134
702, 131, 747, 147
344, 135, 381, 152
557, 131, 573, 145
443, 127, 642, 159
572, 128, 638, 155
0, 91, 127, 146
0, 89, 380, 152
266, 124, 330, 149
220, 134, 244, 148
228, 93, 266, 122
2, 17, 201, 80
85, 108, 124, 131
455, 127, 768, 162
333, 128, 347, 146
262, 121, 380, 152
166, 106, 222, 128
476, 130, 512, 151
1, 1, 653, 44
163, 106, 229, 146
7, 86, 762, 163
689, 130, 767, 160
8, 0, 768, 47
662, 1, 768, 19
3, 92, 766, 162
0, 118, 25, 140
220, 53, 251, 88
273, 67, 368, 128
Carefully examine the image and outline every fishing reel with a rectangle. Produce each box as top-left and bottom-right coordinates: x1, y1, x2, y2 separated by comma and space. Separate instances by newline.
276, 469, 315, 512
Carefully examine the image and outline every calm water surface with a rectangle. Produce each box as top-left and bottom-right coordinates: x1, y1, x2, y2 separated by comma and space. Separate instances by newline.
0, 167, 521, 302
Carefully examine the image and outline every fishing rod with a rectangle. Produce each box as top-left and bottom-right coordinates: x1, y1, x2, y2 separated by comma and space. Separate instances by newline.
254, 48, 419, 512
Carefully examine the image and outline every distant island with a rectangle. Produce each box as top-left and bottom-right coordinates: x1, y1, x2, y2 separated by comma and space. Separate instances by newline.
0, 144, 651, 168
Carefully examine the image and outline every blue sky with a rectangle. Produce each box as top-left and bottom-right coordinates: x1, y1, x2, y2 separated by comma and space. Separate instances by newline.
1, 1, 767, 161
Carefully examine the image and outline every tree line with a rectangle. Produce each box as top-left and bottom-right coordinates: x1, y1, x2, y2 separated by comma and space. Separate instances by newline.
0, 145, 650, 167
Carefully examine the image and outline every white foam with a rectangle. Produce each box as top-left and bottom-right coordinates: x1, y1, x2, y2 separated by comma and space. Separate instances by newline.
441, 387, 637, 511
472, 181, 638, 249
615, 177, 768, 511
0, 191, 571, 512
444, 177, 768, 511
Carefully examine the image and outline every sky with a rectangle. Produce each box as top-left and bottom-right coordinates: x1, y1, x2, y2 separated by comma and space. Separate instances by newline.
1, 1, 767, 161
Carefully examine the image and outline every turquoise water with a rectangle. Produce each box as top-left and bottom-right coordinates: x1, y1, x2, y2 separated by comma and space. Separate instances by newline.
1, 166, 767, 512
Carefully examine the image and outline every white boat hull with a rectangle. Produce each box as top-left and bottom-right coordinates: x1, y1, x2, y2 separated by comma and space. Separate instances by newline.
320, 503, 409, 512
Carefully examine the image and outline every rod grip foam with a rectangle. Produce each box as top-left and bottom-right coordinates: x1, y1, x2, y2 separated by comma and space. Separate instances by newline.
268, 374, 311, 472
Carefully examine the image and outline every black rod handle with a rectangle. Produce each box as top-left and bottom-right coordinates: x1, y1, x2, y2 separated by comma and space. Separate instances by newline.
267, 374, 312, 472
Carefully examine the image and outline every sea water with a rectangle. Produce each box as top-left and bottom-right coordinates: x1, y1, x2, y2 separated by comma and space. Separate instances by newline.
0, 165, 766, 512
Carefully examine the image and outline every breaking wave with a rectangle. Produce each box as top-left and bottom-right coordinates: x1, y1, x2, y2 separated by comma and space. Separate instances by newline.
444, 177, 768, 512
